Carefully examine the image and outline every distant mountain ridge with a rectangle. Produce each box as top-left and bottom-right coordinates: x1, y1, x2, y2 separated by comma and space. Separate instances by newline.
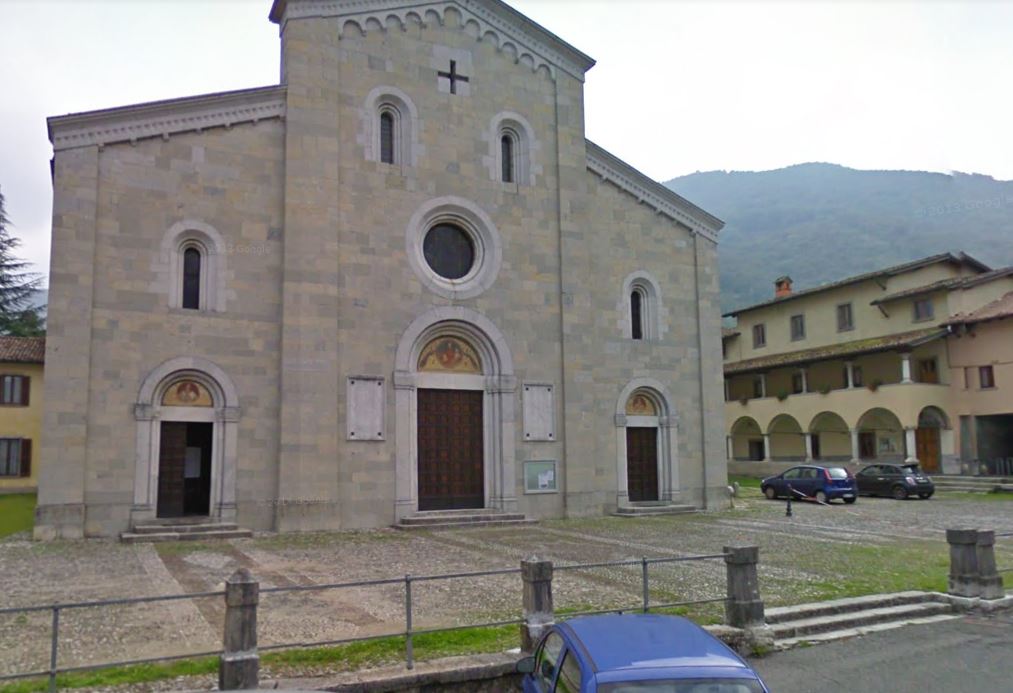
664, 163, 1013, 313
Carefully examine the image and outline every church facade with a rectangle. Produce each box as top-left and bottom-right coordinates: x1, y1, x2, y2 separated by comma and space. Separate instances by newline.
35, 0, 726, 539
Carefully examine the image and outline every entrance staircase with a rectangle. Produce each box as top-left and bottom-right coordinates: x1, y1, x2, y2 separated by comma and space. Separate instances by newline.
932, 475, 1013, 493
612, 501, 697, 517
766, 591, 958, 649
394, 508, 535, 530
120, 518, 252, 543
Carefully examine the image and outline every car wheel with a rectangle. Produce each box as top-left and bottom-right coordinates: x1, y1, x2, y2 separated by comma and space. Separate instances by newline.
892, 485, 909, 500
764, 486, 777, 500
815, 491, 828, 504
844, 496, 857, 504
918, 492, 933, 499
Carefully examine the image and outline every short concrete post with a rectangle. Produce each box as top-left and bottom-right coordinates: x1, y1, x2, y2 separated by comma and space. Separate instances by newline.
521, 556, 554, 653
723, 546, 764, 628
220, 568, 259, 690
946, 529, 981, 598
975, 530, 1005, 600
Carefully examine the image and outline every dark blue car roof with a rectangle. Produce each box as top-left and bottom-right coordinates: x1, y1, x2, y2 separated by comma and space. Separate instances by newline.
562, 614, 751, 674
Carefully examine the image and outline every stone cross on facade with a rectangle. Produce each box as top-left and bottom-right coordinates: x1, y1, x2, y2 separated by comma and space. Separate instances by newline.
438, 60, 469, 94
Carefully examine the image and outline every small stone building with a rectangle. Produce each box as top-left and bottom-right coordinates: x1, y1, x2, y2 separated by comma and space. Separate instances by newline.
36, 0, 726, 539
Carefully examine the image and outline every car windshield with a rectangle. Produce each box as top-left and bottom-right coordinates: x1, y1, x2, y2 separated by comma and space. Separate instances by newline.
826, 467, 849, 479
599, 679, 766, 693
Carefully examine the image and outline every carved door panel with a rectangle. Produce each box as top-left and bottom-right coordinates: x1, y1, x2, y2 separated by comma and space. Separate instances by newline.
417, 389, 484, 510
627, 427, 659, 502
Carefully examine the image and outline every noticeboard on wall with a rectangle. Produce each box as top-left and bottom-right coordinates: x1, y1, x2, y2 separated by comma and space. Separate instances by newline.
524, 460, 558, 494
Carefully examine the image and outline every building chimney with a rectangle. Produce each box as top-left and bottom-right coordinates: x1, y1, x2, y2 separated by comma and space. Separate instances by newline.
774, 276, 793, 298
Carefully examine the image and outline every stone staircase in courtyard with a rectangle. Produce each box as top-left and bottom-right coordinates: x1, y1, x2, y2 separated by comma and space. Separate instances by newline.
612, 501, 697, 517
394, 508, 536, 530
932, 475, 1013, 493
766, 591, 958, 649
120, 519, 253, 543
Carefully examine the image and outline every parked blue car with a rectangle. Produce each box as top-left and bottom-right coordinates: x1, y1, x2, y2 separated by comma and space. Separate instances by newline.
518, 613, 770, 692
761, 464, 857, 504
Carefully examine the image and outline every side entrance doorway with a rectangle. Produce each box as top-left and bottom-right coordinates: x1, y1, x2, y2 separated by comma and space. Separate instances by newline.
157, 421, 213, 518
417, 388, 484, 510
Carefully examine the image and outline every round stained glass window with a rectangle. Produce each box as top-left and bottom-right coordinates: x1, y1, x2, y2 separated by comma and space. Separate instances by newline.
423, 223, 475, 280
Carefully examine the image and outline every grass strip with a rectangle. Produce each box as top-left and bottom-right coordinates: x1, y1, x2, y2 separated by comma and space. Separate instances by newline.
0, 625, 519, 693
0, 494, 35, 539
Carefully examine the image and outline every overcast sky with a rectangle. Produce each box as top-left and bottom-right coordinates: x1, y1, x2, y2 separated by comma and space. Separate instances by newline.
3, 0, 1012, 281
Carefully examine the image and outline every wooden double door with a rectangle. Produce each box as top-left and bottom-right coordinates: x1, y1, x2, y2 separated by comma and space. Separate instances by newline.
627, 427, 659, 502
157, 421, 213, 518
417, 389, 485, 511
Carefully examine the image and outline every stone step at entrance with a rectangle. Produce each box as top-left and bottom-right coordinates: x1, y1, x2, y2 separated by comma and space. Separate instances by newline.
121, 520, 252, 543
766, 591, 958, 648
933, 476, 1013, 493
394, 508, 535, 530
612, 502, 697, 517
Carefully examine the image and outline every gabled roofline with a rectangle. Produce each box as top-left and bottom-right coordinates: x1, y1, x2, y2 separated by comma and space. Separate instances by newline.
870, 266, 1013, 305
723, 252, 992, 317
269, 0, 596, 80
47, 86, 287, 151
585, 141, 724, 243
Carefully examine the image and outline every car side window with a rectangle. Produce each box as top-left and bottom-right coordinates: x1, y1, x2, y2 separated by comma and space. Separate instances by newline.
535, 632, 565, 690
783, 468, 801, 480
555, 650, 582, 692
802, 468, 818, 479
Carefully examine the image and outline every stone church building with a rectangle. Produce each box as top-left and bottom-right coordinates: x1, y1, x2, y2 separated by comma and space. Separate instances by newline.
36, 0, 726, 539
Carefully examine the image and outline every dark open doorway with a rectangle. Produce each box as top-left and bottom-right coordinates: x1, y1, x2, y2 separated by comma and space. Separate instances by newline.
157, 421, 213, 518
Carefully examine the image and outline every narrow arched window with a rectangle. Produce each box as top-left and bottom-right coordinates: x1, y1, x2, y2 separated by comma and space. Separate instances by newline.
501, 134, 514, 183
182, 247, 201, 310
631, 290, 643, 340
379, 111, 395, 164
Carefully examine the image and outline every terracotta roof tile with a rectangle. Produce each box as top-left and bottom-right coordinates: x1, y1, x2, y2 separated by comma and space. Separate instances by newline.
944, 292, 1013, 327
723, 251, 991, 317
870, 267, 1013, 305
723, 327, 945, 375
0, 336, 46, 364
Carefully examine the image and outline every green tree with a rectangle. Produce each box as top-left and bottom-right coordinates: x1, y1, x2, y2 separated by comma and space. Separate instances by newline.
0, 188, 44, 335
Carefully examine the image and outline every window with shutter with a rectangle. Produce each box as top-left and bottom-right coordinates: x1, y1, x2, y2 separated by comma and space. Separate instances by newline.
20, 439, 31, 478
0, 438, 21, 477
1, 375, 28, 406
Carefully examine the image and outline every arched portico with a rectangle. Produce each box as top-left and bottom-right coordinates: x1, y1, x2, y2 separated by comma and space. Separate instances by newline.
131, 357, 241, 526
614, 378, 679, 507
729, 416, 763, 461
393, 307, 516, 520
856, 407, 905, 463
809, 411, 851, 462
767, 414, 805, 461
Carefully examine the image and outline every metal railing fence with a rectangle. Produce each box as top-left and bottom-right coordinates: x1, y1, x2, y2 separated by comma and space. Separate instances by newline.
0, 552, 730, 691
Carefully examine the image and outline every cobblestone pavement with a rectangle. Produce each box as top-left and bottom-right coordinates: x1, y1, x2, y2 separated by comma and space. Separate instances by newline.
2, 492, 1010, 680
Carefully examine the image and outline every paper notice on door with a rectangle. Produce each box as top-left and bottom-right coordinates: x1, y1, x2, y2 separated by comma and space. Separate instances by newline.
184, 447, 202, 479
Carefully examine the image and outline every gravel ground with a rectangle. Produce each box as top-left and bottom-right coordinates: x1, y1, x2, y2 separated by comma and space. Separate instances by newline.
2, 491, 1010, 686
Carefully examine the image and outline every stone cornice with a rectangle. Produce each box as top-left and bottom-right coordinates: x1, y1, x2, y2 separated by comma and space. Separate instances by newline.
585, 140, 724, 243
47, 85, 287, 151
269, 0, 596, 81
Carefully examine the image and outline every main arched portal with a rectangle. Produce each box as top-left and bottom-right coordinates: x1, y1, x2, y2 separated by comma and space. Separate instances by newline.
393, 307, 516, 520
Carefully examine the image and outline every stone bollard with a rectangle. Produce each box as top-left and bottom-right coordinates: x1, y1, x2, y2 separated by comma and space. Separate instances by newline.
521, 556, 554, 653
723, 546, 765, 628
975, 530, 1005, 600
220, 568, 260, 691
946, 529, 981, 598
